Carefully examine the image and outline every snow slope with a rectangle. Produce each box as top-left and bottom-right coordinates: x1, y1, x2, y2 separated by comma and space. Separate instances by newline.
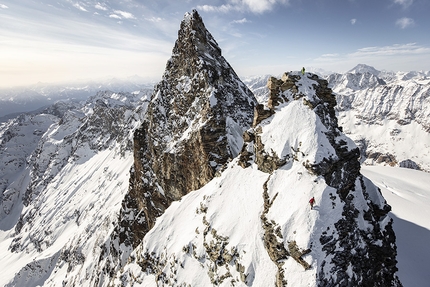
362, 166, 430, 287
0, 148, 133, 287
0, 68, 424, 285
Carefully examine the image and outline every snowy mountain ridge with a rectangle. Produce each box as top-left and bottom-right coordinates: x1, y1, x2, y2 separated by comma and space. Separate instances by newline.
0, 77, 155, 120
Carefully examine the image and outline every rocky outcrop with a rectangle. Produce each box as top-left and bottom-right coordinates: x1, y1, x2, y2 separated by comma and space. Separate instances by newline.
111, 9, 256, 260
399, 159, 421, 170
367, 152, 398, 167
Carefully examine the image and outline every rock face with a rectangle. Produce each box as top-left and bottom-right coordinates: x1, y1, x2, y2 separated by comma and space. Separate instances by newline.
112, 9, 256, 257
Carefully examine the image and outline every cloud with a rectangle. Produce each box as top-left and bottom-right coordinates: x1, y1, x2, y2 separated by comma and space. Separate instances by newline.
95, 3, 108, 11
311, 43, 430, 73
321, 53, 340, 58
0, 4, 8, 9
350, 19, 356, 25
350, 43, 429, 57
231, 18, 251, 24
197, 0, 289, 14
113, 10, 136, 20
393, 0, 413, 8
146, 17, 163, 23
197, 4, 234, 13
396, 17, 415, 29
72, 2, 88, 12
109, 14, 122, 20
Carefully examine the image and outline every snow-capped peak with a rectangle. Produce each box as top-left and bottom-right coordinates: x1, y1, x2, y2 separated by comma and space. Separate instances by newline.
347, 63, 381, 76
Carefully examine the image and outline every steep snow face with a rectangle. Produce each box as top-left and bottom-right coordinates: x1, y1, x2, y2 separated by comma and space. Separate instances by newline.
327, 72, 386, 93
115, 72, 400, 287
0, 90, 151, 287
347, 64, 382, 76
109, 9, 257, 270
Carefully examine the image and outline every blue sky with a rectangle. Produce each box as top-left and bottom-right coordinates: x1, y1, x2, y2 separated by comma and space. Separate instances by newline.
0, 0, 429, 87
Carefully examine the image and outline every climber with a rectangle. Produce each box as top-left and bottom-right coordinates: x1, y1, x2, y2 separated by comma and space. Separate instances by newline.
309, 197, 315, 209
301, 67, 305, 75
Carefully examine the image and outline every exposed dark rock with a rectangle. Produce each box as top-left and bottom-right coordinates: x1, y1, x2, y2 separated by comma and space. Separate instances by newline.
399, 159, 421, 170
318, 177, 401, 287
253, 104, 275, 127
260, 176, 289, 287
367, 152, 398, 167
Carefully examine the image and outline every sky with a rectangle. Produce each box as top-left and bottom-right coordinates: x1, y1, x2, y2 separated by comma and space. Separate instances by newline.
0, 0, 429, 88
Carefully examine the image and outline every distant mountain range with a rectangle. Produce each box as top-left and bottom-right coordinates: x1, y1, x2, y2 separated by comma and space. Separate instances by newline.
0, 76, 156, 120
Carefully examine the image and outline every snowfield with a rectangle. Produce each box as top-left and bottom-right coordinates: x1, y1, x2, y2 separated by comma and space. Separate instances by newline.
362, 166, 430, 287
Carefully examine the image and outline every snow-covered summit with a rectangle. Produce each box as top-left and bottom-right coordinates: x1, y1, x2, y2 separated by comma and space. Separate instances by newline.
347, 63, 381, 76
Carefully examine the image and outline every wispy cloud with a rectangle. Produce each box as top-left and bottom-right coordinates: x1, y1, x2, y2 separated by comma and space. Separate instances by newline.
109, 14, 122, 20
0, 7, 172, 87
350, 19, 357, 25
197, 0, 289, 14
197, 4, 234, 13
146, 17, 164, 23
350, 43, 429, 57
312, 43, 430, 72
396, 17, 415, 29
94, 3, 108, 11
72, 2, 88, 12
0, 4, 8, 9
393, 0, 413, 8
113, 10, 136, 20
231, 18, 251, 24
321, 53, 340, 58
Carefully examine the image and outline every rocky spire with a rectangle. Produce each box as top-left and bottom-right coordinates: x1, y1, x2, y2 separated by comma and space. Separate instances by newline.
109, 9, 256, 256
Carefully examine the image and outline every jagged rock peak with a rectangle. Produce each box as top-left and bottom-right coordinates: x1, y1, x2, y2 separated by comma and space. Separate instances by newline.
109, 8, 256, 267
168, 9, 222, 74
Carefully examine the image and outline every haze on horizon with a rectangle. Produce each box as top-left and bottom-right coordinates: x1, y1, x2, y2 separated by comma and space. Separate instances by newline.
1, 0, 429, 88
